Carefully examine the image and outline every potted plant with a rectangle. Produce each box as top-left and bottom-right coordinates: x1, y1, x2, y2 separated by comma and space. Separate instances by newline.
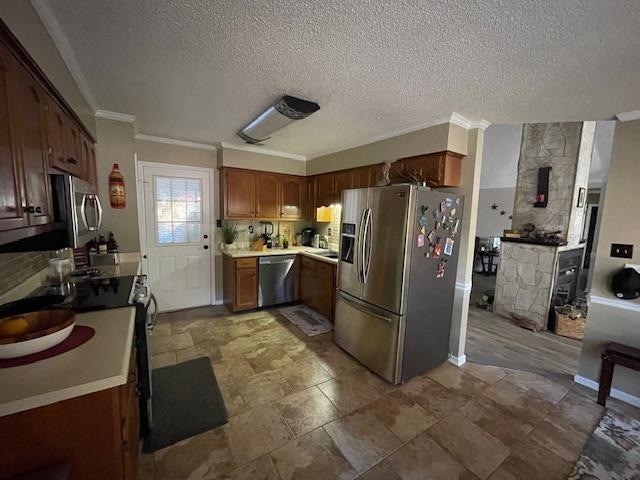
282, 235, 289, 249
219, 221, 239, 249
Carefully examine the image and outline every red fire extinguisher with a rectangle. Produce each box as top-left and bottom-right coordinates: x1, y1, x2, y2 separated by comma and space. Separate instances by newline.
109, 163, 126, 209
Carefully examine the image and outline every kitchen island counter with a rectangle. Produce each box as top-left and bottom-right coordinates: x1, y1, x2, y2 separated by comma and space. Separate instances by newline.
0, 306, 135, 417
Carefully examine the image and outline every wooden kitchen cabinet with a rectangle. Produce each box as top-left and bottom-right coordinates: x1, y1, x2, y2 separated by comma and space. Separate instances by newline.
45, 99, 69, 172
392, 151, 463, 187
300, 256, 337, 322
16, 63, 53, 226
255, 172, 280, 219
222, 168, 256, 219
0, 41, 27, 233
81, 132, 98, 189
223, 255, 259, 312
280, 175, 305, 219
0, 346, 140, 480
314, 172, 335, 208
333, 169, 354, 203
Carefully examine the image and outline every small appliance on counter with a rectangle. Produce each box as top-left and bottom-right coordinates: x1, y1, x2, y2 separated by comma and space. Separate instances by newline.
260, 222, 274, 248
301, 228, 316, 247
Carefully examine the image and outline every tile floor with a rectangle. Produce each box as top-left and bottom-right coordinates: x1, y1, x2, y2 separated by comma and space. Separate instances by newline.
138, 306, 637, 480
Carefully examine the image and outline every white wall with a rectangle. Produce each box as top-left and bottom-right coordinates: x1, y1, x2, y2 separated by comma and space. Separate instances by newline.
588, 121, 615, 187
479, 124, 521, 189
476, 188, 516, 238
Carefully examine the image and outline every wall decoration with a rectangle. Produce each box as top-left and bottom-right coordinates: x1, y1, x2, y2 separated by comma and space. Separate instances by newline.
491, 203, 498, 210
577, 187, 586, 208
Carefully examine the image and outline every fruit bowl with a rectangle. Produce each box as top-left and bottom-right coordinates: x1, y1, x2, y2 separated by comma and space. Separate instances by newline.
0, 309, 76, 359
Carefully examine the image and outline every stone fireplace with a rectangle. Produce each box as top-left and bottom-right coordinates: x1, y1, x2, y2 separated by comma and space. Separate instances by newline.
494, 122, 595, 329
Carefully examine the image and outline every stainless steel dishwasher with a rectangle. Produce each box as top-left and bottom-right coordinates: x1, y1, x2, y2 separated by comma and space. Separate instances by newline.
258, 255, 297, 307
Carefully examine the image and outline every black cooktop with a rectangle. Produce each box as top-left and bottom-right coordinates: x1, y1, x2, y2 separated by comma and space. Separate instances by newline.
29, 275, 136, 313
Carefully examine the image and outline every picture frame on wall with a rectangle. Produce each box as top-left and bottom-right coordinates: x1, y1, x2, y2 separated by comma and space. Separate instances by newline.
577, 187, 586, 207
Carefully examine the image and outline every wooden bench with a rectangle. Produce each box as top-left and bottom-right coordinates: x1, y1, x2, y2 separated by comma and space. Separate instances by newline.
598, 342, 640, 406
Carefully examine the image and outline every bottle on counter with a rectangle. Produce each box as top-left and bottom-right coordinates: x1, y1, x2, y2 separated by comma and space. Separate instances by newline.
87, 237, 97, 254
107, 232, 119, 253
98, 234, 108, 254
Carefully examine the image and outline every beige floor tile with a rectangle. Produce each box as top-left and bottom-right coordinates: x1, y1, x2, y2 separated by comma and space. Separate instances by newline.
219, 335, 261, 357
152, 323, 171, 338
314, 346, 364, 378
217, 375, 250, 418
244, 345, 294, 373
324, 408, 402, 473
270, 427, 358, 480
461, 362, 509, 384
428, 412, 510, 479
169, 317, 210, 334
137, 453, 155, 480
220, 455, 280, 480
399, 375, 470, 418
357, 460, 403, 480
383, 431, 478, 480
547, 389, 604, 435
427, 362, 491, 396
153, 428, 235, 480
527, 417, 590, 463
174, 340, 222, 363
239, 370, 295, 409
317, 369, 391, 414
151, 351, 176, 369
151, 332, 193, 354
459, 394, 535, 447
362, 390, 438, 442
212, 356, 256, 383
481, 378, 553, 426
224, 404, 293, 466
502, 370, 569, 404
276, 386, 339, 437
279, 356, 333, 390
488, 437, 571, 480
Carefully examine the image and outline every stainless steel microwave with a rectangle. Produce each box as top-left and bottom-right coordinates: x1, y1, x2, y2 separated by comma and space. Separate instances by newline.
52, 175, 103, 247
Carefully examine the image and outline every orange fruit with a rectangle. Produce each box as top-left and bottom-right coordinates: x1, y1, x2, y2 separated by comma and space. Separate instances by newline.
0, 316, 31, 338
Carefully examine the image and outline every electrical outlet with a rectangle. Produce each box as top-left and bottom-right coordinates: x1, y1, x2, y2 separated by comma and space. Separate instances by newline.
610, 243, 633, 259
328, 228, 332, 236
248, 225, 254, 234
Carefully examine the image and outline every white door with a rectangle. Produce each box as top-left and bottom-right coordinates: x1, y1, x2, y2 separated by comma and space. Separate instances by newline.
141, 164, 213, 311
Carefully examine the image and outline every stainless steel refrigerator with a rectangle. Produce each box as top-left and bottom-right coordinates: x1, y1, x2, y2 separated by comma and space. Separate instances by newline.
335, 184, 464, 384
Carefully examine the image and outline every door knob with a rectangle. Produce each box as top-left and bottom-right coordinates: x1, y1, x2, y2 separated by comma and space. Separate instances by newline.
203, 245, 209, 250
203, 234, 208, 239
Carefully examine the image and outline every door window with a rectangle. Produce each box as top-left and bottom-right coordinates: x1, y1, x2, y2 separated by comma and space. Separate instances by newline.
154, 176, 202, 244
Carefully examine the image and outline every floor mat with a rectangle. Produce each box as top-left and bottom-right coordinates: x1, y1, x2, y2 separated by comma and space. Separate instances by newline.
569, 408, 640, 479
143, 357, 228, 453
278, 304, 333, 336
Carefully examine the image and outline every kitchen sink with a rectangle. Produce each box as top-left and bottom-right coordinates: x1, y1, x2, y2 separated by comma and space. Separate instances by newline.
314, 252, 339, 259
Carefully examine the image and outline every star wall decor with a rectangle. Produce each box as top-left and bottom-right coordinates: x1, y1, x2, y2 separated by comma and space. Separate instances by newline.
491, 203, 498, 210
500, 210, 506, 216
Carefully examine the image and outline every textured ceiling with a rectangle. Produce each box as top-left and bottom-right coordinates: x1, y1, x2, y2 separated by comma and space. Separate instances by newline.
37, 0, 640, 158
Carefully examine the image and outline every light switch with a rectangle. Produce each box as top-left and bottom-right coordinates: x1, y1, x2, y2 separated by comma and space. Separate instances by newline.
610, 243, 633, 259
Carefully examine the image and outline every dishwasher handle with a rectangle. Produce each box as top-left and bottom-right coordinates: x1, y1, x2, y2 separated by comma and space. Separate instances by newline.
259, 256, 296, 265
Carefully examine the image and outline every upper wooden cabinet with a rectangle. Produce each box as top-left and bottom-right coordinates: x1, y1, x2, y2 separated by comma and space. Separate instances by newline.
45, 99, 68, 172
391, 151, 463, 187
15, 63, 52, 226
333, 169, 354, 203
280, 175, 305, 219
220, 167, 307, 220
0, 42, 26, 232
314, 173, 335, 208
255, 172, 280, 219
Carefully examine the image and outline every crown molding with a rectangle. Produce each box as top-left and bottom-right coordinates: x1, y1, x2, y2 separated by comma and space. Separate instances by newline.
95, 109, 137, 123
136, 133, 217, 151
308, 113, 489, 159
31, 0, 97, 111
616, 110, 640, 122
220, 142, 306, 161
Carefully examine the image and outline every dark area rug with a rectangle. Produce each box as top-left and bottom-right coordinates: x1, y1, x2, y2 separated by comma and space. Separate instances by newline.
569, 408, 640, 479
143, 357, 228, 453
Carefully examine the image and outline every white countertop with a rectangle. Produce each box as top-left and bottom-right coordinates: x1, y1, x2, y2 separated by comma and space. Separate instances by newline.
0, 306, 136, 417
223, 246, 338, 265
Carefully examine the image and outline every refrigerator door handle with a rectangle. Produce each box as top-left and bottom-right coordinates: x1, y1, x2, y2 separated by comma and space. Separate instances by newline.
358, 208, 367, 283
364, 208, 373, 283
338, 291, 392, 323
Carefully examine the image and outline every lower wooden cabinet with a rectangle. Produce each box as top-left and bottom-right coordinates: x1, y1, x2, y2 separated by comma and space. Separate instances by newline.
300, 256, 337, 322
223, 255, 258, 312
0, 347, 140, 480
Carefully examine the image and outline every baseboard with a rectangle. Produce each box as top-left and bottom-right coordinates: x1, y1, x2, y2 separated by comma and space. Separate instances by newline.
448, 354, 467, 366
212, 299, 224, 306
574, 374, 640, 408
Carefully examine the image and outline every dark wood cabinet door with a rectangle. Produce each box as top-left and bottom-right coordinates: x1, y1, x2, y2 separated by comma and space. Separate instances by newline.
224, 168, 255, 218
16, 66, 52, 226
80, 134, 97, 190
352, 166, 371, 188
255, 172, 280, 219
280, 175, 304, 219
46, 100, 68, 172
304, 177, 315, 220
315, 262, 336, 321
300, 259, 315, 308
235, 262, 258, 311
368, 164, 385, 187
314, 173, 334, 208
333, 170, 353, 203
0, 43, 26, 232
64, 117, 82, 177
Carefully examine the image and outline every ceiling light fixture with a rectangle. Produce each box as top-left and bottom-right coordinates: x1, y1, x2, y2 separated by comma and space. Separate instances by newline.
237, 95, 320, 144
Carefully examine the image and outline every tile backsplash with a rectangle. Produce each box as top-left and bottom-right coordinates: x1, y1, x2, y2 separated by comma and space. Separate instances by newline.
0, 252, 51, 295
220, 220, 311, 249
316, 205, 342, 251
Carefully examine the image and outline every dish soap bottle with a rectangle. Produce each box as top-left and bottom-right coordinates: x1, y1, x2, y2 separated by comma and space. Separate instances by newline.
107, 232, 119, 253
109, 163, 126, 209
